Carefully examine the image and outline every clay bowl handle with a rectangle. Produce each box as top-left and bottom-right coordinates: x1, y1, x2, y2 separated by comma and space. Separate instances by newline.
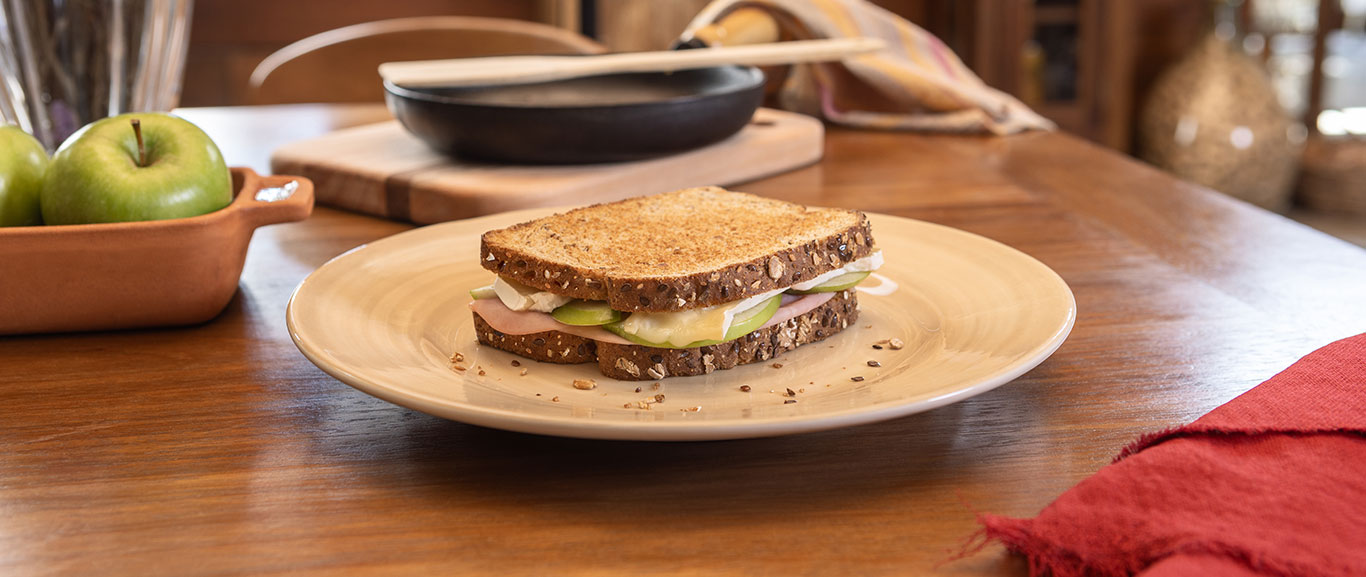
235, 168, 315, 229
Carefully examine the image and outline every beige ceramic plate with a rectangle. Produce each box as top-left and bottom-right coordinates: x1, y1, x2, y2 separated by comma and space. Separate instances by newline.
287, 209, 1075, 441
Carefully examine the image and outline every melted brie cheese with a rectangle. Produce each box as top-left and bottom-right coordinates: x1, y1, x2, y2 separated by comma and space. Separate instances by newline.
790, 250, 884, 291
617, 288, 785, 348
493, 276, 572, 313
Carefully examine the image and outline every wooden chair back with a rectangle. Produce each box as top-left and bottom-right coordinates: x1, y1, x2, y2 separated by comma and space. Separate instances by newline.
247, 16, 606, 104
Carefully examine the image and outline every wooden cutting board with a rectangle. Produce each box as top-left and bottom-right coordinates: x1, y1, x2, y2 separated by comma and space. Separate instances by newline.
269, 107, 823, 224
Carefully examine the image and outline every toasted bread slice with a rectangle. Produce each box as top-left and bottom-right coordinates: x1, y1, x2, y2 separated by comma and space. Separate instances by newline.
480, 186, 876, 312
472, 291, 860, 380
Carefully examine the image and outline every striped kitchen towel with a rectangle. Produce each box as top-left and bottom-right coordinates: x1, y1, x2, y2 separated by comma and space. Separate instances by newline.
679, 0, 1054, 135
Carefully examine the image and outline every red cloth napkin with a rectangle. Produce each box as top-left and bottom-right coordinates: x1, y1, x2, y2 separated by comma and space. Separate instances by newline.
975, 333, 1366, 577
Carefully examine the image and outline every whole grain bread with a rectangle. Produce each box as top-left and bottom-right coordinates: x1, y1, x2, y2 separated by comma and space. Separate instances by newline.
471, 315, 597, 364
472, 290, 859, 381
480, 187, 876, 312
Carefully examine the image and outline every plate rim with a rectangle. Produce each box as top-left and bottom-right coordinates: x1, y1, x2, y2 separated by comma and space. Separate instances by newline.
286, 209, 1076, 441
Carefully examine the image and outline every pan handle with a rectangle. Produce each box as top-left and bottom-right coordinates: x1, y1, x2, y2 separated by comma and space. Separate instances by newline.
683, 7, 781, 48
676, 8, 788, 105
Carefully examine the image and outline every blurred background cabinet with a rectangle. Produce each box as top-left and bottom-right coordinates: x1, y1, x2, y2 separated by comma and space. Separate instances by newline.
180, 0, 1365, 245
582, 0, 1366, 225
876, 0, 1142, 152
182, 0, 1203, 156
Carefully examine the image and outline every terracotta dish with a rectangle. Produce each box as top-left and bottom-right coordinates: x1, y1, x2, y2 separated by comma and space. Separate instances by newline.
0, 168, 313, 335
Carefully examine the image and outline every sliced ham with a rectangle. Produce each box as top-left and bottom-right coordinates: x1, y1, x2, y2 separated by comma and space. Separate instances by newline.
469, 291, 839, 347
760, 291, 835, 330
469, 298, 634, 345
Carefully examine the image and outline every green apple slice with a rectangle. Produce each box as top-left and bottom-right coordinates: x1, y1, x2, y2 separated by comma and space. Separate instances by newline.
726, 294, 782, 339
787, 271, 871, 294
469, 284, 497, 300
603, 294, 782, 349
551, 300, 624, 326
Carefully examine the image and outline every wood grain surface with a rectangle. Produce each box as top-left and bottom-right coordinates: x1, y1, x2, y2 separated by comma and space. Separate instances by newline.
5, 105, 1366, 576
269, 108, 823, 224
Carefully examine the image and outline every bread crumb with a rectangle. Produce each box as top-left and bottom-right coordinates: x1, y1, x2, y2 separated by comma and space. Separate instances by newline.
510, 360, 520, 367
867, 360, 881, 367
551, 396, 560, 402
740, 385, 751, 392
889, 338, 905, 350
850, 376, 865, 382
519, 368, 528, 376
771, 362, 783, 369
572, 378, 597, 390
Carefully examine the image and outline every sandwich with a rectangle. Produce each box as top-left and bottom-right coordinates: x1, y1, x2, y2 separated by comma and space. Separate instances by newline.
468, 186, 882, 380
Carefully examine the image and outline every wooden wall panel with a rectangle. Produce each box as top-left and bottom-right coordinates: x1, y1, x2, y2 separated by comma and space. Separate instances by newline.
181, 0, 539, 106
1130, 0, 1207, 131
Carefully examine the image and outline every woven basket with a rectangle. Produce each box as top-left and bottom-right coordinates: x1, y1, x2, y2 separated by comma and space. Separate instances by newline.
1298, 136, 1366, 215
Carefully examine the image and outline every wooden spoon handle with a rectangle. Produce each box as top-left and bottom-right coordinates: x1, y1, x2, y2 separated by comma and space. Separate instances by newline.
380, 37, 884, 88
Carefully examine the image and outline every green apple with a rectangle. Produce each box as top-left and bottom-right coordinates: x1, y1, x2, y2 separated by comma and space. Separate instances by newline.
41, 112, 232, 225
552, 300, 625, 326
786, 271, 871, 294
0, 125, 50, 227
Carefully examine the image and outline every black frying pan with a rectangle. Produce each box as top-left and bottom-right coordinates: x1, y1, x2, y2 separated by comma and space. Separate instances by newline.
383, 65, 764, 164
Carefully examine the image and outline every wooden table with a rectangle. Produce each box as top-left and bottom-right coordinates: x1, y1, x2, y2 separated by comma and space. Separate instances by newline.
6, 104, 1366, 576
